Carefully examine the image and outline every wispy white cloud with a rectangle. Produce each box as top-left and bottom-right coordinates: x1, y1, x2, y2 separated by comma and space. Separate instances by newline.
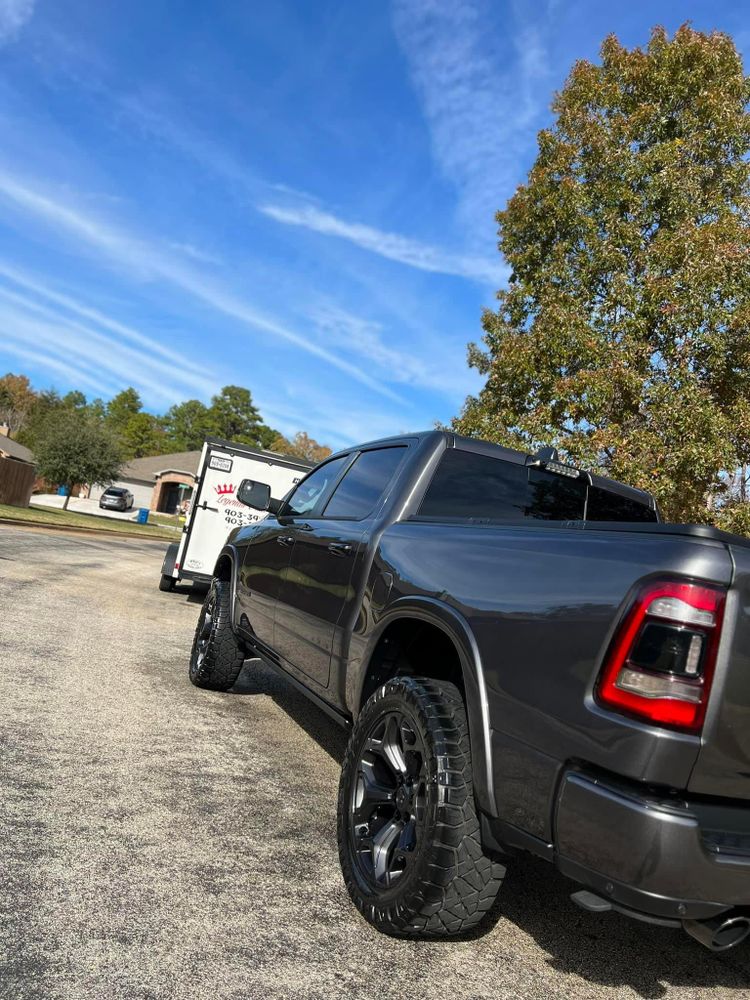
1, 331, 116, 396
168, 241, 223, 266
90, 89, 499, 287
0, 168, 403, 403
0, 286, 211, 404
392, 0, 551, 238
0, 0, 34, 45
0, 260, 210, 386
258, 201, 501, 284
256, 380, 410, 450
308, 302, 474, 398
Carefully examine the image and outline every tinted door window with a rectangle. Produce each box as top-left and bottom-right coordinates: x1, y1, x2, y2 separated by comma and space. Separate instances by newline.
324, 447, 407, 519
283, 456, 348, 517
586, 485, 657, 522
419, 449, 586, 521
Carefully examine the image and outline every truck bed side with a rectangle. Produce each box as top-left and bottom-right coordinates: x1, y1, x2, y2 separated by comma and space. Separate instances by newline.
370, 519, 734, 842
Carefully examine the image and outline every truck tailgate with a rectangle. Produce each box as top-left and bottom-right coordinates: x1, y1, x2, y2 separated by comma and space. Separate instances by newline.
689, 542, 750, 800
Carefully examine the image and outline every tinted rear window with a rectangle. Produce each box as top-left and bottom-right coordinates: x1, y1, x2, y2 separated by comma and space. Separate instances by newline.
324, 447, 407, 519
419, 449, 655, 523
104, 488, 126, 496
419, 449, 587, 521
586, 485, 657, 522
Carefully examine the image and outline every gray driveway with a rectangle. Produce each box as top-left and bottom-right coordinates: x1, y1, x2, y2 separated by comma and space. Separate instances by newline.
1, 523, 749, 1000
32, 495, 143, 521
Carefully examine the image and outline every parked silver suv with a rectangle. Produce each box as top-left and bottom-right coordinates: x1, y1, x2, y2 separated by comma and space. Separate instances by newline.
99, 487, 134, 511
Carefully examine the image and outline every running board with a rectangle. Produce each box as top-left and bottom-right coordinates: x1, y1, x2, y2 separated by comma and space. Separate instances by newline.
239, 629, 352, 730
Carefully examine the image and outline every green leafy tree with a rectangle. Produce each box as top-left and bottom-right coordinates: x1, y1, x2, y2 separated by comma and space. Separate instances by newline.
17, 389, 64, 450
268, 431, 332, 464
87, 398, 107, 422
164, 399, 214, 451
255, 423, 282, 450
62, 390, 88, 411
106, 388, 142, 430
454, 26, 750, 523
208, 385, 264, 443
122, 411, 167, 458
34, 409, 124, 510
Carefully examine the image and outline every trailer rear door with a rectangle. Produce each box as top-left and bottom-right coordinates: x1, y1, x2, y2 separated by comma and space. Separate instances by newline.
178, 444, 308, 580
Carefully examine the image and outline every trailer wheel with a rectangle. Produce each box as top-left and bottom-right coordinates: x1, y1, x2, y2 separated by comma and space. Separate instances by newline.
158, 574, 175, 592
189, 579, 245, 691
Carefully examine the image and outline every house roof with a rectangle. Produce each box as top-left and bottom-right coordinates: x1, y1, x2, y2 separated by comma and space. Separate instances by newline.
119, 450, 202, 483
0, 437, 34, 464
118, 440, 314, 485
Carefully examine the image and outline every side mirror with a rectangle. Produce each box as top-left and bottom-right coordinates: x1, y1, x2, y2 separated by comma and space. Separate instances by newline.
237, 479, 271, 511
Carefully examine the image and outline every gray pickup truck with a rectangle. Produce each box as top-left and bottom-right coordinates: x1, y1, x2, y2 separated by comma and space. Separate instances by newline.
187, 431, 750, 951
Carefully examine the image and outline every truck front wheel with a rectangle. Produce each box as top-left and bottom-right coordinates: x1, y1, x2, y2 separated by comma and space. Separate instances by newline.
337, 676, 505, 936
188, 579, 245, 691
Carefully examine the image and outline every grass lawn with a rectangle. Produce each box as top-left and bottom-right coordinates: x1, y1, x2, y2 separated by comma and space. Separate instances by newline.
147, 511, 185, 529
0, 502, 181, 540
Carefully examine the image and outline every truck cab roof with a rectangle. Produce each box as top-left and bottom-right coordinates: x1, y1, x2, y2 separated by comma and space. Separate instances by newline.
324, 429, 658, 514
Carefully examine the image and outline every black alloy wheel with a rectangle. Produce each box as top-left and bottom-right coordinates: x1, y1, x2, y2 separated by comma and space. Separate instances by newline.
192, 587, 216, 674
188, 578, 246, 691
349, 710, 427, 890
338, 676, 506, 937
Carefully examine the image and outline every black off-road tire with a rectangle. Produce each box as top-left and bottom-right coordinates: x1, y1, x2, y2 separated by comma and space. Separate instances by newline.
158, 574, 174, 592
337, 675, 505, 937
188, 579, 245, 691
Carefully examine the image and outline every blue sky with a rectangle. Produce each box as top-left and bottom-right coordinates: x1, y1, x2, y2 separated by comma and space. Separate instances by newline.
0, 0, 747, 449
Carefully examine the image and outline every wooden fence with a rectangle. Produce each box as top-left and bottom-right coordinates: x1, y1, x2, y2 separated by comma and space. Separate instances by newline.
0, 456, 36, 507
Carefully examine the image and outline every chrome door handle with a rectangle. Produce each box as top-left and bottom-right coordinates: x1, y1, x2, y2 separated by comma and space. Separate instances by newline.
277, 535, 295, 546
328, 542, 352, 556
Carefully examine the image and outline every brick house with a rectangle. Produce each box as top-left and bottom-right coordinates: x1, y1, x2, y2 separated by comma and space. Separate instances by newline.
87, 450, 201, 513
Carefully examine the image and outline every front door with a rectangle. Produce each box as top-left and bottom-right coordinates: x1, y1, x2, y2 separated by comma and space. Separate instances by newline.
236, 520, 295, 650
239, 454, 350, 654
273, 445, 408, 689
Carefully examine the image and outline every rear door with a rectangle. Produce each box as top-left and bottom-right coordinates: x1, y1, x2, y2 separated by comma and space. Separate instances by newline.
273, 446, 408, 689
182, 447, 307, 579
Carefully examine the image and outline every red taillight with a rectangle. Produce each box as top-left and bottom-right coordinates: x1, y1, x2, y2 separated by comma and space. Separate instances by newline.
596, 579, 726, 732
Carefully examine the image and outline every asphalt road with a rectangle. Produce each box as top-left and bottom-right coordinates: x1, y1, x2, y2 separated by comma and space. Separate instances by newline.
2, 524, 750, 1000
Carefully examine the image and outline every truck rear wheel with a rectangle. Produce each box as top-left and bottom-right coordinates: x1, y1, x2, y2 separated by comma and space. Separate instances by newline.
158, 574, 175, 592
337, 676, 505, 936
188, 579, 245, 691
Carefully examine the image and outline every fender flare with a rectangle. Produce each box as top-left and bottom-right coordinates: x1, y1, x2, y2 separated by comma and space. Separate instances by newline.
213, 544, 243, 621
351, 595, 497, 817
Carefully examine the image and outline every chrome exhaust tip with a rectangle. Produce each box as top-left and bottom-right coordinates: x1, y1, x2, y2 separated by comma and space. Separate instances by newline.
683, 914, 750, 951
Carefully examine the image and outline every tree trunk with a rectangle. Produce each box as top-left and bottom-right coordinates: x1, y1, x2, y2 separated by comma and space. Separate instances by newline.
62, 489, 71, 511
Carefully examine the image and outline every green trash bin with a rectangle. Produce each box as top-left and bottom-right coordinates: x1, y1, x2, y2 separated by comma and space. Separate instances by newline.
136, 508, 149, 525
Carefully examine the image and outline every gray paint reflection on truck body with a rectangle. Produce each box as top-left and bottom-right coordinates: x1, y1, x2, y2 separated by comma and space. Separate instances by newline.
368, 520, 732, 840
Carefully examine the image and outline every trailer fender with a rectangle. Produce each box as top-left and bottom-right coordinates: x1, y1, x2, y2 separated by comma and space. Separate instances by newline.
161, 542, 180, 579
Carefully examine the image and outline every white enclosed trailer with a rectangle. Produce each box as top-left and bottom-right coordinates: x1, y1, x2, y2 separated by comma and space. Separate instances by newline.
158, 437, 312, 591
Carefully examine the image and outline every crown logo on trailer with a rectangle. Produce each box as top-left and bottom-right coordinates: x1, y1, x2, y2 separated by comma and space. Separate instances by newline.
214, 483, 235, 496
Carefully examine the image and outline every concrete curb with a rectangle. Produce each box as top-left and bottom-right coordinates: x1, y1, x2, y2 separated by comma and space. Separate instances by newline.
0, 516, 179, 542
